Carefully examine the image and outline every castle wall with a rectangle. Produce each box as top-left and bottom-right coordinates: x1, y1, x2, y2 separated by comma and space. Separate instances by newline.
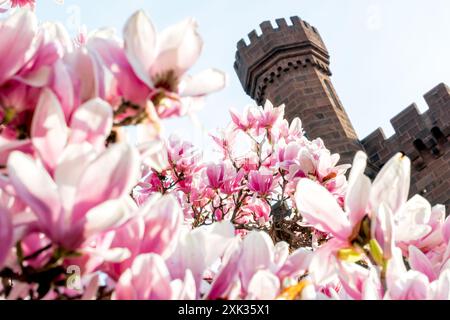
361, 83, 450, 209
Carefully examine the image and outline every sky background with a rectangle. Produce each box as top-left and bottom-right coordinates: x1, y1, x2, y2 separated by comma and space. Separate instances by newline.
35, 0, 450, 154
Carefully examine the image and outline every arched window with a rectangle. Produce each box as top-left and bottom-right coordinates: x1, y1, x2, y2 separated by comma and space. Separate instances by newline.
324, 79, 343, 110
413, 139, 427, 153
431, 127, 447, 145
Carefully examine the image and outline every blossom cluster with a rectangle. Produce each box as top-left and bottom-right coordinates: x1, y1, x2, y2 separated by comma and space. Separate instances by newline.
0, 8, 449, 300
133, 101, 349, 248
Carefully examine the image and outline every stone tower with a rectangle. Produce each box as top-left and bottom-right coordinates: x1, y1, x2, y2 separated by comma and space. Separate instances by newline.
234, 16, 363, 165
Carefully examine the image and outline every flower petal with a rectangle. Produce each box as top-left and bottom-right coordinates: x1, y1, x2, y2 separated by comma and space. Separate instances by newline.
408, 245, 437, 282
69, 98, 113, 151
31, 88, 69, 172
7, 151, 61, 229
0, 9, 38, 85
295, 178, 351, 239
246, 270, 280, 300
179, 68, 226, 97
370, 153, 410, 214
151, 18, 202, 78
139, 193, 183, 259
73, 143, 140, 219
113, 253, 172, 300
123, 10, 155, 87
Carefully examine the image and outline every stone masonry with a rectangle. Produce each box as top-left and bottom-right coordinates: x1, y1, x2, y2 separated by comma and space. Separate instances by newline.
234, 16, 449, 210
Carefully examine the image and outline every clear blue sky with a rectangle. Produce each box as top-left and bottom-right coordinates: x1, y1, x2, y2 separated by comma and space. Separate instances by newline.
36, 0, 450, 154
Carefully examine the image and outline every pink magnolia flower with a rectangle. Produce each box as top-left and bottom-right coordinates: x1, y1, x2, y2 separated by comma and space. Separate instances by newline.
394, 196, 447, 254
295, 152, 410, 283
99, 193, 183, 281
336, 260, 383, 300
384, 247, 450, 300
28, 88, 113, 172
0, 10, 37, 85
166, 221, 236, 295
238, 197, 271, 225
248, 169, 276, 195
229, 106, 258, 132
166, 135, 202, 175
210, 124, 237, 160
278, 117, 303, 142
112, 253, 195, 300
6, 142, 140, 250
254, 100, 285, 132
122, 10, 225, 118
86, 29, 151, 107
204, 161, 236, 191
206, 230, 312, 300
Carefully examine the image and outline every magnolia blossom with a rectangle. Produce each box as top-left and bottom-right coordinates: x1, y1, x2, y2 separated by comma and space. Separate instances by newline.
0, 6, 448, 302
122, 10, 225, 118
113, 253, 195, 300
7, 142, 139, 249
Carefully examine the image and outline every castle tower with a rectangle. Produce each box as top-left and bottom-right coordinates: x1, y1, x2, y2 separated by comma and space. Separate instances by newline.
234, 17, 363, 165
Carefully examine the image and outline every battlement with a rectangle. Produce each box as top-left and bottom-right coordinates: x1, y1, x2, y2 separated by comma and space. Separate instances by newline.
236, 17, 324, 50
361, 83, 450, 169
234, 16, 330, 99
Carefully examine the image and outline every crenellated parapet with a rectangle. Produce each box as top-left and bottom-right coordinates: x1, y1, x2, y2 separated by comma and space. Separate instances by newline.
234, 16, 331, 103
362, 83, 449, 207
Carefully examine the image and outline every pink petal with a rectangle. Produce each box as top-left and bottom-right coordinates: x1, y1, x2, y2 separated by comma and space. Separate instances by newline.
206, 238, 241, 300
408, 246, 437, 281
387, 270, 429, 300
295, 178, 351, 239
246, 270, 280, 300
7, 151, 61, 229
0, 9, 37, 85
443, 215, 450, 244
123, 10, 155, 87
179, 68, 226, 97
69, 98, 113, 151
65, 48, 98, 102
139, 194, 183, 258
150, 18, 202, 79
370, 152, 410, 214
87, 36, 150, 104
166, 221, 235, 291
371, 203, 395, 259
345, 152, 370, 226
0, 138, 33, 167
240, 231, 274, 290
83, 199, 130, 240
31, 88, 69, 172
72, 143, 140, 220
113, 253, 172, 300
336, 260, 369, 300
345, 173, 371, 227
308, 238, 342, 285
431, 269, 450, 300
277, 248, 312, 279
49, 60, 77, 119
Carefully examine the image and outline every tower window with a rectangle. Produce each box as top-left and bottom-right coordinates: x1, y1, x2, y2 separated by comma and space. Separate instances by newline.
431, 127, 447, 145
413, 139, 427, 152
324, 80, 343, 110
